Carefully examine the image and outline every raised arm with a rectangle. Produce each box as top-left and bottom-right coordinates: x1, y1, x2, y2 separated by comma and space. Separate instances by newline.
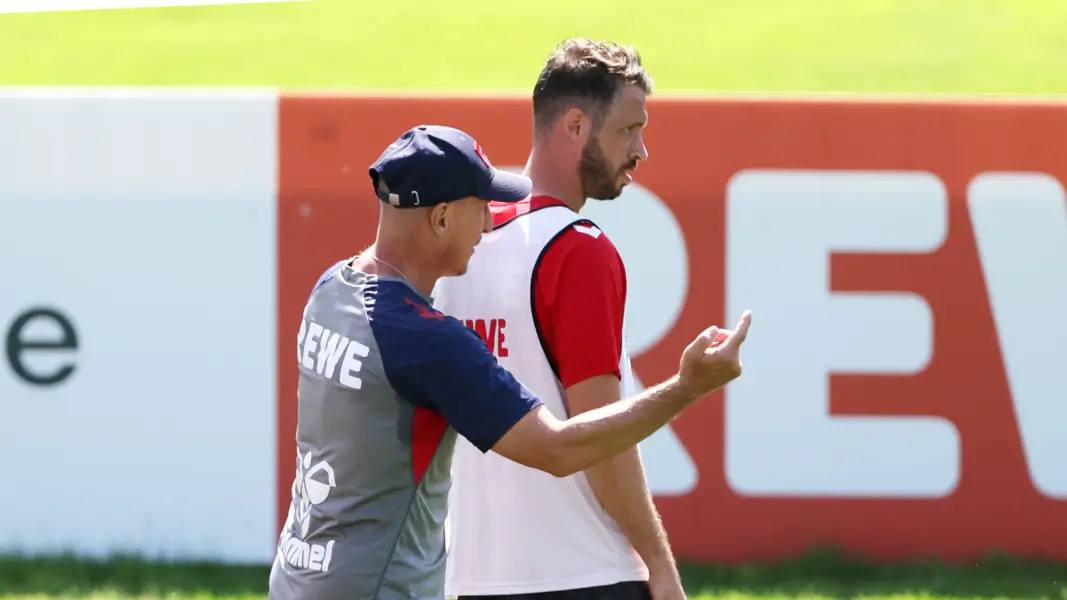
492, 312, 751, 476
379, 289, 751, 479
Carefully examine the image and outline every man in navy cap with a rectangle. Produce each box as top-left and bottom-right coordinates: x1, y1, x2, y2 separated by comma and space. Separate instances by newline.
267, 124, 753, 600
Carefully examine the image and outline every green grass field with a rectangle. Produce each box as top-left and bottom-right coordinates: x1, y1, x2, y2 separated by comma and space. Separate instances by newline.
2, 0, 1067, 93
3, 0, 1067, 598
4, 551, 1067, 600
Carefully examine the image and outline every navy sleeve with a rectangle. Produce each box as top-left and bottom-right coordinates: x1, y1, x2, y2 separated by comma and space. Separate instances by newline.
373, 283, 544, 453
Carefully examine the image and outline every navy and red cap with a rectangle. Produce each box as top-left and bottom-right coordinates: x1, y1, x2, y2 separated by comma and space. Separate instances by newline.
369, 125, 532, 208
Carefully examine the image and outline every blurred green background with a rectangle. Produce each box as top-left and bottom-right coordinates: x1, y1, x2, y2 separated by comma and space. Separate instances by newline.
2, 0, 1066, 598
2, 0, 1067, 93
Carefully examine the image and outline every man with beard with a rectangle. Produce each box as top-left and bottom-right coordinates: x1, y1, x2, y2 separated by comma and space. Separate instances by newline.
433, 39, 685, 600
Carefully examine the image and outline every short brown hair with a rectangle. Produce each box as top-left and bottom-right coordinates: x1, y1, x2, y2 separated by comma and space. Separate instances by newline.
532, 37, 653, 132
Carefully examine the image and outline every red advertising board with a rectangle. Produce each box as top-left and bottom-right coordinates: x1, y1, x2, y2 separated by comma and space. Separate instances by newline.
277, 95, 1067, 563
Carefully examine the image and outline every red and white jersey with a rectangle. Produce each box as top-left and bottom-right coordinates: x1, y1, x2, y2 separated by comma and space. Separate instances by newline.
433, 196, 647, 595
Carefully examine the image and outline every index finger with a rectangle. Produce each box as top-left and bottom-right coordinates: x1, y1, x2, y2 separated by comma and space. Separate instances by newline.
720, 310, 752, 348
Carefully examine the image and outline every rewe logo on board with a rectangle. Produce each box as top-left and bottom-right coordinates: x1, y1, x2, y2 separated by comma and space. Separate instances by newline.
275, 96, 1067, 561
0, 0, 308, 14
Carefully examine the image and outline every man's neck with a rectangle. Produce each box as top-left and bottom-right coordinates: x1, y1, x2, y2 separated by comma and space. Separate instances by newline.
524, 148, 586, 213
352, 243, 439, 299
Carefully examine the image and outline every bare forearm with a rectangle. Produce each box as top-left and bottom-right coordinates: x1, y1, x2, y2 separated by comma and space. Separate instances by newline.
553, 376, 697, 476
492, 313, 750, 482
584, 447, 675, 568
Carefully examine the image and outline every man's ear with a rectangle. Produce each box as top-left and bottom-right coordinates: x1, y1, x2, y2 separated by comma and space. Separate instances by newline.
428, 203, 450, 235
562, 107, 589, 142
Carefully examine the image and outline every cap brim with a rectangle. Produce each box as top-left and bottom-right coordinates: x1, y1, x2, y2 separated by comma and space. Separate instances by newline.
476, 168, 532, 203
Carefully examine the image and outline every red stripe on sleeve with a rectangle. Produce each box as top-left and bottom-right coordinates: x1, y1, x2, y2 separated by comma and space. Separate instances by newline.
411, 407, 450, 484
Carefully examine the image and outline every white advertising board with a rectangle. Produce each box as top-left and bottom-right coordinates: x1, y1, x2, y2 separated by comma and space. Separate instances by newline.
0, 91, 280, 563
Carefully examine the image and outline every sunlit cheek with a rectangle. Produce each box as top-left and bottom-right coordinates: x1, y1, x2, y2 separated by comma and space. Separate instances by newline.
613, 137, 636, 165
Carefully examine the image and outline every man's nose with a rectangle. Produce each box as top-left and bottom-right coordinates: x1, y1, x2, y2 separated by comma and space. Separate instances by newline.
634, 139, 649, 162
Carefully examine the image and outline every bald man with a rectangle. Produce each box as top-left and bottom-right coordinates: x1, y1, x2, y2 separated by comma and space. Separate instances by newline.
268, 124, 753, 600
